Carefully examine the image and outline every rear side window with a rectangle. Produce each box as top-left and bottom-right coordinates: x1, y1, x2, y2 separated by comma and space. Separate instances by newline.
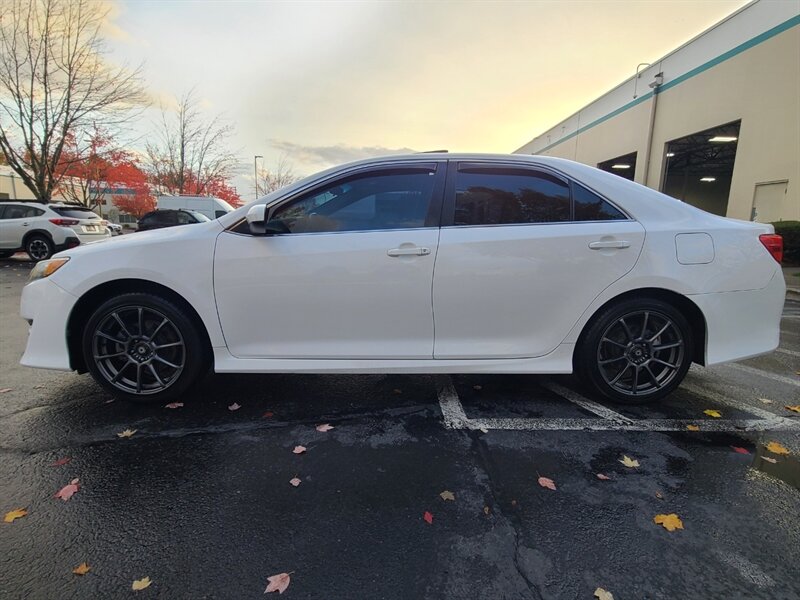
573, 183, 626, 221
51, 207, 100, 220
2, 205, 44, 219
454, 169, 570, 226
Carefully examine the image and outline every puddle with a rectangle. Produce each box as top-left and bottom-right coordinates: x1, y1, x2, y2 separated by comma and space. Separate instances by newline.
753, 443, 800, 490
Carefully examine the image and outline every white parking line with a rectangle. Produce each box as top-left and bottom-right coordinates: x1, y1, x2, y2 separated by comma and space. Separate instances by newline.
721, 363, 800, 388
775, 347, 800, 358
436, 375, 800, 433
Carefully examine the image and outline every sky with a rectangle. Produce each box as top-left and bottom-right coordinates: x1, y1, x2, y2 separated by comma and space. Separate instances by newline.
104, 0, 749, 196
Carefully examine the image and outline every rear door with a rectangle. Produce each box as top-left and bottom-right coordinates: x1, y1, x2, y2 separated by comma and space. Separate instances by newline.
432, 161, 645, 359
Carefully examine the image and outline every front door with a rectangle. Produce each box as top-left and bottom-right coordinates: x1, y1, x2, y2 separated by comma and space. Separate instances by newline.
214, 162, 445, 359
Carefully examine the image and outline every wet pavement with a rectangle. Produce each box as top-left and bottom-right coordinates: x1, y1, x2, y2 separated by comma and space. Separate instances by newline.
1, 257, 799, 599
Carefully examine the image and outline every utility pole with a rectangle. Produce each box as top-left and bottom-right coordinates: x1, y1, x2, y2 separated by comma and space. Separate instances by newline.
254, 155, 263, 199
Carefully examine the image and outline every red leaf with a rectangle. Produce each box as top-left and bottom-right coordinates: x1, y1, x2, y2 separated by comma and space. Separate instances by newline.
596, 473, 611, 480
731, 446, 750, 454
292, 445, 306, 454
315, 423, 334, 432
423, 511, 433, 525
165, 402, 183, 409
55, 478, 80, 501
538, 476, 557, 490
264, 572, 291, 594
289, 477, 301, 487
52, 457, 71, 467
262, 411, 275, 418
228, 403, 241, 411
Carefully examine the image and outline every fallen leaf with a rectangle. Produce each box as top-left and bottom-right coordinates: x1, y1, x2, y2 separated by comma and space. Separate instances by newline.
104, 399, 115, 404
55, 478, 80, 501
392, 389, 402, 394
52, 457, 71, 466
619, 455, 640, 468
292, 445, 306, 454
596, 473, 611, 480
511, 499, 518, 506
289, 477, 301, 487
439, 490, 455, 501
117, 429, 137, 438
479, 427, 489, 434
132, 576, 152, 591
4, 508, 27, 523
703, 409, 722, 418
473, 385, 482, 390
264, 572, 291, 594
731, 446, 750, 454
262, 411, 274, 418
73, 562, 91, 576
0, 388, 11, 394
164, 402, 183, 409
759, 398, 773, 404
762, 457, 777, 464
315, 423, 334, 432
654, 513, 684, 531
655, 491, 664, 499
785, 405, 800, 413
423, 511, 433, 525
765, 441, 790, 455
594, 588, 615, 600
538, 476, 557, 490
228, 403, 241, 411
686, 424, 700, 431
483, 505, 490, 515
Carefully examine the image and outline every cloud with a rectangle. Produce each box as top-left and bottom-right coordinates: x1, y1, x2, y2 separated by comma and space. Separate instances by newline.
268, 140, 417, 168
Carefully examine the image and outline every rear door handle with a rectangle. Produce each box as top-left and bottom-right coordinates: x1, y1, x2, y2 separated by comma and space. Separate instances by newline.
589, 240, 630, 250
387, 246, 431, 257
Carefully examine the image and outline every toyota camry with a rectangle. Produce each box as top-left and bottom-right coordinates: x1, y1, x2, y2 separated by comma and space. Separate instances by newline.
19, 154, 785, 404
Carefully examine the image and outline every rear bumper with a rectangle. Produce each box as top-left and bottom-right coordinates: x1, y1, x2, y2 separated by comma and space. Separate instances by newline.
690, 268, 785, 365
74, 231, 111, 244
20, 278, 77, 371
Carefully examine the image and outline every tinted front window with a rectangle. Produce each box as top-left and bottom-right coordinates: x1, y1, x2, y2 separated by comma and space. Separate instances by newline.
455, 169, 570, 226
176, 211, 193, 224
573, 183, 626, 221
51, 207, 100, 220
186, 210, 210, 222
271, 169, 437, 233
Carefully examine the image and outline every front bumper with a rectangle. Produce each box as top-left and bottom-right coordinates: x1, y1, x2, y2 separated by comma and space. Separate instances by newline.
20, 278, 78, 371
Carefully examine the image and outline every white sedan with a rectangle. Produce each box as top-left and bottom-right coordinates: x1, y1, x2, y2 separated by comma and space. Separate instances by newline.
19, 154, 785, 404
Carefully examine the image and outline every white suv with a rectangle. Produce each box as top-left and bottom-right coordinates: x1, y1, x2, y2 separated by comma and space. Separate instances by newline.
0, 202, 111, 261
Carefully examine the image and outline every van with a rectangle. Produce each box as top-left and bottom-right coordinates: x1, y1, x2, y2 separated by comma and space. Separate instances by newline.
156, 195, 234, 220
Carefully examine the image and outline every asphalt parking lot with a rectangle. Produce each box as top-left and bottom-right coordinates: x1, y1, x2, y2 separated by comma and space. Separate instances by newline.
1, 257, 799, 600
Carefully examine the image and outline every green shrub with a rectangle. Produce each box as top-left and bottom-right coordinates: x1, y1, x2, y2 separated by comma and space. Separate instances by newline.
772, 220, 800, 265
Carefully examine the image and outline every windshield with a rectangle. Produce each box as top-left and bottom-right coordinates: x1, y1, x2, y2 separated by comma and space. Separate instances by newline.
187, 210, 211, 222
51, 206, 101, 220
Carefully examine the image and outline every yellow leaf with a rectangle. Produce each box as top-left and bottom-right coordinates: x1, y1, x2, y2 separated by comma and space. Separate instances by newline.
765, 441, 790, 455
654, 513, 684, 531
73, 562, 91, 576
4, 508, 27, 523
594, 588, 615, 600
759, 398, 773, 404
439, 490, 455, 501
619, 455, 639, 468
132, 576, 152, 591
785, 405, 800, 414
117, 429, 137, 438
686, 424, 700, 431
703, 409, 722, 418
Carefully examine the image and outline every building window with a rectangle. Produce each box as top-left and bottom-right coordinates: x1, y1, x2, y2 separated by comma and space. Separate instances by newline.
597, 152, 637, 181
661, 120, 740, 216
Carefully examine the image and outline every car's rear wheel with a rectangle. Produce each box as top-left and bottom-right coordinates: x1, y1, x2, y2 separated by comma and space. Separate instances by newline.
82, 293, 208, 403
25, 235, 54, 261
576, 298, 693, 404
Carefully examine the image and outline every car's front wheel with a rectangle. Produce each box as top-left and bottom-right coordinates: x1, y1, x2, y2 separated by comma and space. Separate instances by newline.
576, 298, 693, 404
25, 235, 54, 261
82, 293, 208, 403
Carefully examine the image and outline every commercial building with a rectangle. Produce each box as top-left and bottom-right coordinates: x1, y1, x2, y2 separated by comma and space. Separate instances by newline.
515, 0, 800, 223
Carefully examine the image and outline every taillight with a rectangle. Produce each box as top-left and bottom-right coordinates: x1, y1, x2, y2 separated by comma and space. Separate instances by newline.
759, 234, 783, 263
49, 218, 79, 226
100, 220, 108, 226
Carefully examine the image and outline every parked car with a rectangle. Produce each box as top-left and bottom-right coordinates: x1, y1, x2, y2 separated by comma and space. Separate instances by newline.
48, 204, 112, 246
19, 154, 784, 404
107, 223, 123, 236
0, 201, 82, 260
157, 195, 234, 219
137, 209, 211, 232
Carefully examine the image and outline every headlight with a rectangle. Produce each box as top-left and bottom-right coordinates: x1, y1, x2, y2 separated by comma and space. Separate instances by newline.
29, 257, 70, 281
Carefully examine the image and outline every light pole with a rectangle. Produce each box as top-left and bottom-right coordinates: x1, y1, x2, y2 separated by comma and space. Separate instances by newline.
254, 155, 263, 199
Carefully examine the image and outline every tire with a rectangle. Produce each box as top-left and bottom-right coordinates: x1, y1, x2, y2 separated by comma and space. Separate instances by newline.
0, 251, 13, 259
82, 292, 208, 403
576, 297, 693, 404
25, 235, 54, 261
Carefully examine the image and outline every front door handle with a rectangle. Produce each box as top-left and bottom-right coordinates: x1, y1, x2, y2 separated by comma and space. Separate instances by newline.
589, 240, 630, 250
387, 246, 431, 257
21, 222, 30, 227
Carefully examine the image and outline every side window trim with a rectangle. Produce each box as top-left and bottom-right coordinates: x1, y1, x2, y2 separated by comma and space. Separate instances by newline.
260, 162, 447, 235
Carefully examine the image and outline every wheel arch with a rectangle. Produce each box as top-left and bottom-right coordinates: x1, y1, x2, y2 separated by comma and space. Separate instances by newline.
21, 229, 55, 248
66, 278, 213, 373
573, 287, 707, 368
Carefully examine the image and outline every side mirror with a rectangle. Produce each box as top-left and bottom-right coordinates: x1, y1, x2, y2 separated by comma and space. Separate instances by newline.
246, 204, 267, 235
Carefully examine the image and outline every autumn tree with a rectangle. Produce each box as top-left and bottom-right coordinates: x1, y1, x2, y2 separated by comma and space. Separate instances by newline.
255, 155, 299, 196
0, 0, 147, 202
145, 90, 239, 197
111, 166, 155, 220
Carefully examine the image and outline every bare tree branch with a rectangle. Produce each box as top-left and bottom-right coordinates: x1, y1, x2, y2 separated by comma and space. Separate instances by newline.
255, 154, 299, 196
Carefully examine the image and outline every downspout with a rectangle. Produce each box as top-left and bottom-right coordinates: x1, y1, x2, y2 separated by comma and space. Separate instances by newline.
642, 71, 663, 188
